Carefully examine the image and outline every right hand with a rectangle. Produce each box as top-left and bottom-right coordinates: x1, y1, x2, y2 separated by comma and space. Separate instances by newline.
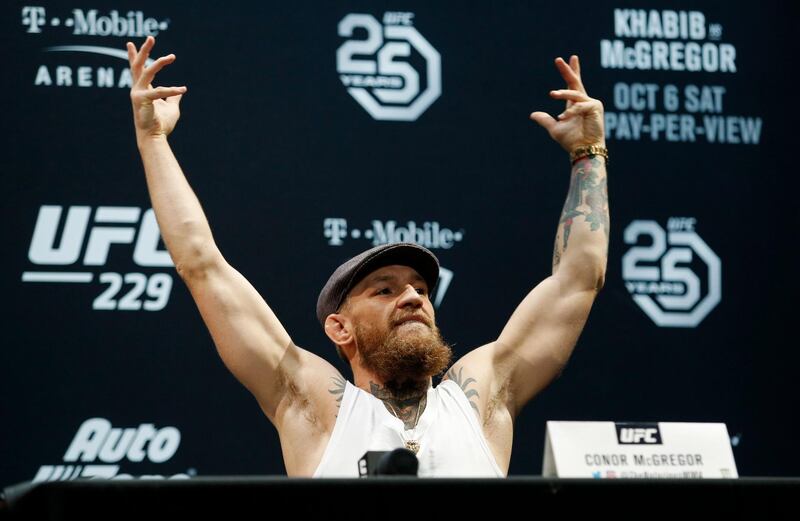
127, 35, 187, 140
529, 55, 605, 154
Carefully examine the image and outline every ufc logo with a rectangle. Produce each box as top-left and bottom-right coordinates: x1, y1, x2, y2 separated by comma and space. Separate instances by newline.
616, 424, 663, 445
28, 205, 172, 267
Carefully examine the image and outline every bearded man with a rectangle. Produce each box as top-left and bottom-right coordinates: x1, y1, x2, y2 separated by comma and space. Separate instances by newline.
127, 35, 609, 477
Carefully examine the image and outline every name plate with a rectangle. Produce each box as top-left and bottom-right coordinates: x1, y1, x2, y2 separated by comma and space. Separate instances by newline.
542, 421, 738, 478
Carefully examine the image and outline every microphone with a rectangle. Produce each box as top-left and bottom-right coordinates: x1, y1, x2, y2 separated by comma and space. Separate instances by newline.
358, 449, 419, 477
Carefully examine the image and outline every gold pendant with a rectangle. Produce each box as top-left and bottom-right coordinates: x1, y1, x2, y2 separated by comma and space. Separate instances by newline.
405, 440, 420, 454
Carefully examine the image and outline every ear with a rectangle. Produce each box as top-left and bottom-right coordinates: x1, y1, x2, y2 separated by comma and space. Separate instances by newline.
324, 313, 355, 353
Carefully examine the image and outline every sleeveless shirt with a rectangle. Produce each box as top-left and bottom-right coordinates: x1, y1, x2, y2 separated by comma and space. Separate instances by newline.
312, 379, 505, 477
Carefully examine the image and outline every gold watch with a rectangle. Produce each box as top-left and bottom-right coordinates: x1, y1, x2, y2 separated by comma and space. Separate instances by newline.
570, 144, 609, 164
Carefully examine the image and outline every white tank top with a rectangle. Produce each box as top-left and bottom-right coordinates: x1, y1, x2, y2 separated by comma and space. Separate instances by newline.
312, 379, 505, 477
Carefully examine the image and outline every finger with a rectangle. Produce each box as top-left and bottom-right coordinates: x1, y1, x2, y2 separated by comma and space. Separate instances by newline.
555, 57, 581, 86
166, 92, 184, 105
529, 111, 557, 133
550, 89, 591, 103
569, 55, 586, 95
126, 42, 136, 67
138, 86, 187, 101
557, 101, 594, 120
555, 57, 586, 94
126, 42, 145, 83
138, 54, 176, 87
132, 35, 155, 70
570, 55, 581, 77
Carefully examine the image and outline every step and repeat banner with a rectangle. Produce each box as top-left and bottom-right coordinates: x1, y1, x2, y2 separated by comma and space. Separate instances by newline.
1, 1, 795, 484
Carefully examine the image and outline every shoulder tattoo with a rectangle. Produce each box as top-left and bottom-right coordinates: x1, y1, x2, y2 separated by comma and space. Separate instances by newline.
445, 366, 481, 420
328, 374, 347, 417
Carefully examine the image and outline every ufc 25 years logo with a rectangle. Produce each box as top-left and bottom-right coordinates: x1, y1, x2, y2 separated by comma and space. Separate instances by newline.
622, 218, 721, 327
336, 12, 441, 121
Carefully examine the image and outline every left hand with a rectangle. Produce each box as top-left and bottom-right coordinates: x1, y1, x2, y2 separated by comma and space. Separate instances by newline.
530, 55, 605, 153
127, 36, 187, 141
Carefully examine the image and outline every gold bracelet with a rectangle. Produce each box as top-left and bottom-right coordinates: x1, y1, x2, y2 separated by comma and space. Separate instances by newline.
570, 144, 609, 164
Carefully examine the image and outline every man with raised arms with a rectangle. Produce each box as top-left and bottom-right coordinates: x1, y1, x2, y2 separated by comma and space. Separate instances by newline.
127, 36, 609, 477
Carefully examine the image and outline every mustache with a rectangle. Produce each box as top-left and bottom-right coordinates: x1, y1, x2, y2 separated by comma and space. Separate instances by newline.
393, 313, 432, 328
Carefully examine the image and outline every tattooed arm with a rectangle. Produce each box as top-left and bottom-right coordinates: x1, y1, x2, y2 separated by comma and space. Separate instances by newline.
550, 155, 609, 285
444, 56, 609, 429
532, 55, 609, 285
494, 55, 608, 417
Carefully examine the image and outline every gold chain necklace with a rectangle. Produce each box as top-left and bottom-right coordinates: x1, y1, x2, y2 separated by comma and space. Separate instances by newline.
386, 400, 422, 455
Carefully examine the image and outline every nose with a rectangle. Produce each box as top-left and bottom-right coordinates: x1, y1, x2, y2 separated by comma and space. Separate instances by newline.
397, 284, 424, 309
395, 284, 434, 327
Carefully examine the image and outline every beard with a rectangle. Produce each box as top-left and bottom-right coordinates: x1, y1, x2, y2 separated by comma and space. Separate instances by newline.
355, 315, 453, 399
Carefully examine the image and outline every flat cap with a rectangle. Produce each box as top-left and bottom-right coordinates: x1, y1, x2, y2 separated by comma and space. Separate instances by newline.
316, 242, 440, 328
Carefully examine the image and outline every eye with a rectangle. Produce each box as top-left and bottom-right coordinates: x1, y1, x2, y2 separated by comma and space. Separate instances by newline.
416, 288, 427, 295
377, 288, 391, 295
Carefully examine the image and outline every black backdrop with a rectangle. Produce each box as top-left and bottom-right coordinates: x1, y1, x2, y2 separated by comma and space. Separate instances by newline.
2, 0, 797, 485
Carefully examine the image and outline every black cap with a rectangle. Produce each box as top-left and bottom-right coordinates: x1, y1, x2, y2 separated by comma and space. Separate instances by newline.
316, 242, 440, 328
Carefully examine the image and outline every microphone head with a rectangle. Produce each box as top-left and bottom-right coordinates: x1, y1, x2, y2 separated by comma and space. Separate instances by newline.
376, 448, 419, 476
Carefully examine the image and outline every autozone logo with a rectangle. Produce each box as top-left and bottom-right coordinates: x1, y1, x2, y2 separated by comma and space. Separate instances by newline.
615, 423, 663, 445
336, 12, 441, 121
621, 218, 721, 327
23, 205, 175, 311
33, 417, 191, 481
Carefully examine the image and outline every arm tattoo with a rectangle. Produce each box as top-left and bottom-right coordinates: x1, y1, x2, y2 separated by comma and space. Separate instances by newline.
328, 374, 347, 417
553, 156, 609, 271
445, 366, 481, 420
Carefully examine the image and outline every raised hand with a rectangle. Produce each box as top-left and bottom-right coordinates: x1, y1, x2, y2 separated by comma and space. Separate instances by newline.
530, 55, 605, 153
127, 35, 187, 140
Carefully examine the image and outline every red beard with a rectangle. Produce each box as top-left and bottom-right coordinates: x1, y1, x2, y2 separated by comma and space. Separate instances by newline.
355, 316, 453, 398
